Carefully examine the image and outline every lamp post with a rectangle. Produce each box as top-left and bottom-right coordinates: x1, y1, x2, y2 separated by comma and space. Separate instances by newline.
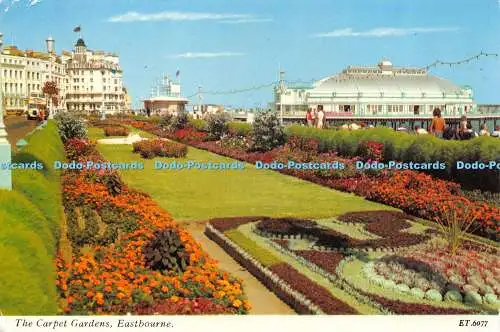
0, 32, 12, 190
101, 70, 106, 120
46, 36, 55, 119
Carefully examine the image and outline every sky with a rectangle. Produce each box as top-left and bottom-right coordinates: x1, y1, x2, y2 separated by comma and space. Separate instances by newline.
0, 0, 499, 108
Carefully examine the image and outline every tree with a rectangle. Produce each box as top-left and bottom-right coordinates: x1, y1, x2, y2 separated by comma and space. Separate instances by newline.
42, 81, 60, 110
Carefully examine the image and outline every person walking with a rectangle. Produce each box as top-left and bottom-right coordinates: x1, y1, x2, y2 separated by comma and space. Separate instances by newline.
316, 105, 325, 129
306, 108, 313, 127
429, 108, 445, 138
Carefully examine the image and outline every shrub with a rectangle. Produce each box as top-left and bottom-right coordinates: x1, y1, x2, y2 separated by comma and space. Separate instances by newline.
358, 141, 384, 161
287, 135, 319, 153
189, 118, 208, 132
103, 126, 129, 137
98, 170, 123, 196
55, 113, 88, 142
159, 113, 175, 130
206, 112, 231, 140
143, 229, 190, 273
170, 110, 189, 130
228, 121, 252, 137
250, 110, 285, 151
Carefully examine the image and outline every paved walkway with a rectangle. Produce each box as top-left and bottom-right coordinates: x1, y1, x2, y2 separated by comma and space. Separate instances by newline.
181, 219, 296, 315
4, 116, 38, 149
98, 133, 147, 145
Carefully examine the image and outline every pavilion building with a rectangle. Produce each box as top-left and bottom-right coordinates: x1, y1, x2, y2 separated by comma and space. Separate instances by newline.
276, 60, 475, 118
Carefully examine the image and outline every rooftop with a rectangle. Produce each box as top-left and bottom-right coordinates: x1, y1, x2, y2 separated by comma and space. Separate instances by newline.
309, 60, 469, 96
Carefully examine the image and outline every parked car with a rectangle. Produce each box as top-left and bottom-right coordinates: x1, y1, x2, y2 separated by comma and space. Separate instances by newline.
25, 108, 39, 120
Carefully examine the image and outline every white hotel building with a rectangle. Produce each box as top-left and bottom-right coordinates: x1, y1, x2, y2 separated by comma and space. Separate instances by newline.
0, 36, 126, 115
276, 60, 475, 118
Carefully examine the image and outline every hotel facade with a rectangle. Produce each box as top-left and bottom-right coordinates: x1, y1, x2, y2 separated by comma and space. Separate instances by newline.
276, 60, 476, 118
0, 36, 127, 115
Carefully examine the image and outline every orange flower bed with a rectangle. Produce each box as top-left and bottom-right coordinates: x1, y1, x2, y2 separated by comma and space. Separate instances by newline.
57, 139, 250, 314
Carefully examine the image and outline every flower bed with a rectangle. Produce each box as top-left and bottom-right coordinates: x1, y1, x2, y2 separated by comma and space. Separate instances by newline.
364, 248, 499, 306
206, 214, 498, 314
255, 213, 429, 250
132, 139, 187, 159
269, 263, 357, 314
57, 139, 249, 314
205, 222, 347, 314
125, 119, 497, 241
104, 126, 129, 137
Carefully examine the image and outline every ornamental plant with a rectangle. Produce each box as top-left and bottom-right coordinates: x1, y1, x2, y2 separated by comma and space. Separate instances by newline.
358, 141, 384, 161
250, 110, 285, 152
170, 110, 189, 131
55, 113, 88, 142
159, 114, 175, 130
205, 112, 232, 140
143, 229, 190, 273
434, 199, 479, 256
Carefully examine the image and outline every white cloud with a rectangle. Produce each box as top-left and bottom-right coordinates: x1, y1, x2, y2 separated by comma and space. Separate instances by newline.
170, 52, 246, 59
108, 11, 252, 23
312, 27, 459, 38
218, 18, 273, 24
28, 0, 42, 6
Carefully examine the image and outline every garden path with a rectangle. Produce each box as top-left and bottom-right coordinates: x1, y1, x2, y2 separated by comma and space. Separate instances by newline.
181, 219, 296, 315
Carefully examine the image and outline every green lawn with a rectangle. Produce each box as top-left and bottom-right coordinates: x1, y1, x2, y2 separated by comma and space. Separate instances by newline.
92, 128, 393, 221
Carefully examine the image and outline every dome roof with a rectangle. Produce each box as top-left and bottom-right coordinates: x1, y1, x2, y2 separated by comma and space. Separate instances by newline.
75, 38, 86, 47
313, 73, 466, 96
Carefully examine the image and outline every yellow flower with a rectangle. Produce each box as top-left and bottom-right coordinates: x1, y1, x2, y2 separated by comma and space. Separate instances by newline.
232, 299, 242, 308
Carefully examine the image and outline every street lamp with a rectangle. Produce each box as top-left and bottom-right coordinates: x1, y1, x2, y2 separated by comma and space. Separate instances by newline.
101, 70, 106, 120
0, 32, 12, 190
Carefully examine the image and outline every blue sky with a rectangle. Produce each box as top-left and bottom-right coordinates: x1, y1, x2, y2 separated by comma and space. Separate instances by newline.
0, 0, 499, 107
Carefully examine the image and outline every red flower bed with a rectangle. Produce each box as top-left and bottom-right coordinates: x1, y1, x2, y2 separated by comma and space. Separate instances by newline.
359, 141, 384, 161
269, 263, 358, 314
132, 139, 187, 159
173, 128, 208, 142
358, 292, 476, 314
293, 251, 346, 274
209, 216, 266, 232
134, 297, 236, 315
124, 120, 499, 240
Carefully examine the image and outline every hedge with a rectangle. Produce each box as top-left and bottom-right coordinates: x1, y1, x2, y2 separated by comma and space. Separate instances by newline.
228, 122, 252, 137
285, 125, 500, 192
0, 121, 65, 314
189, 118, 207, 132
